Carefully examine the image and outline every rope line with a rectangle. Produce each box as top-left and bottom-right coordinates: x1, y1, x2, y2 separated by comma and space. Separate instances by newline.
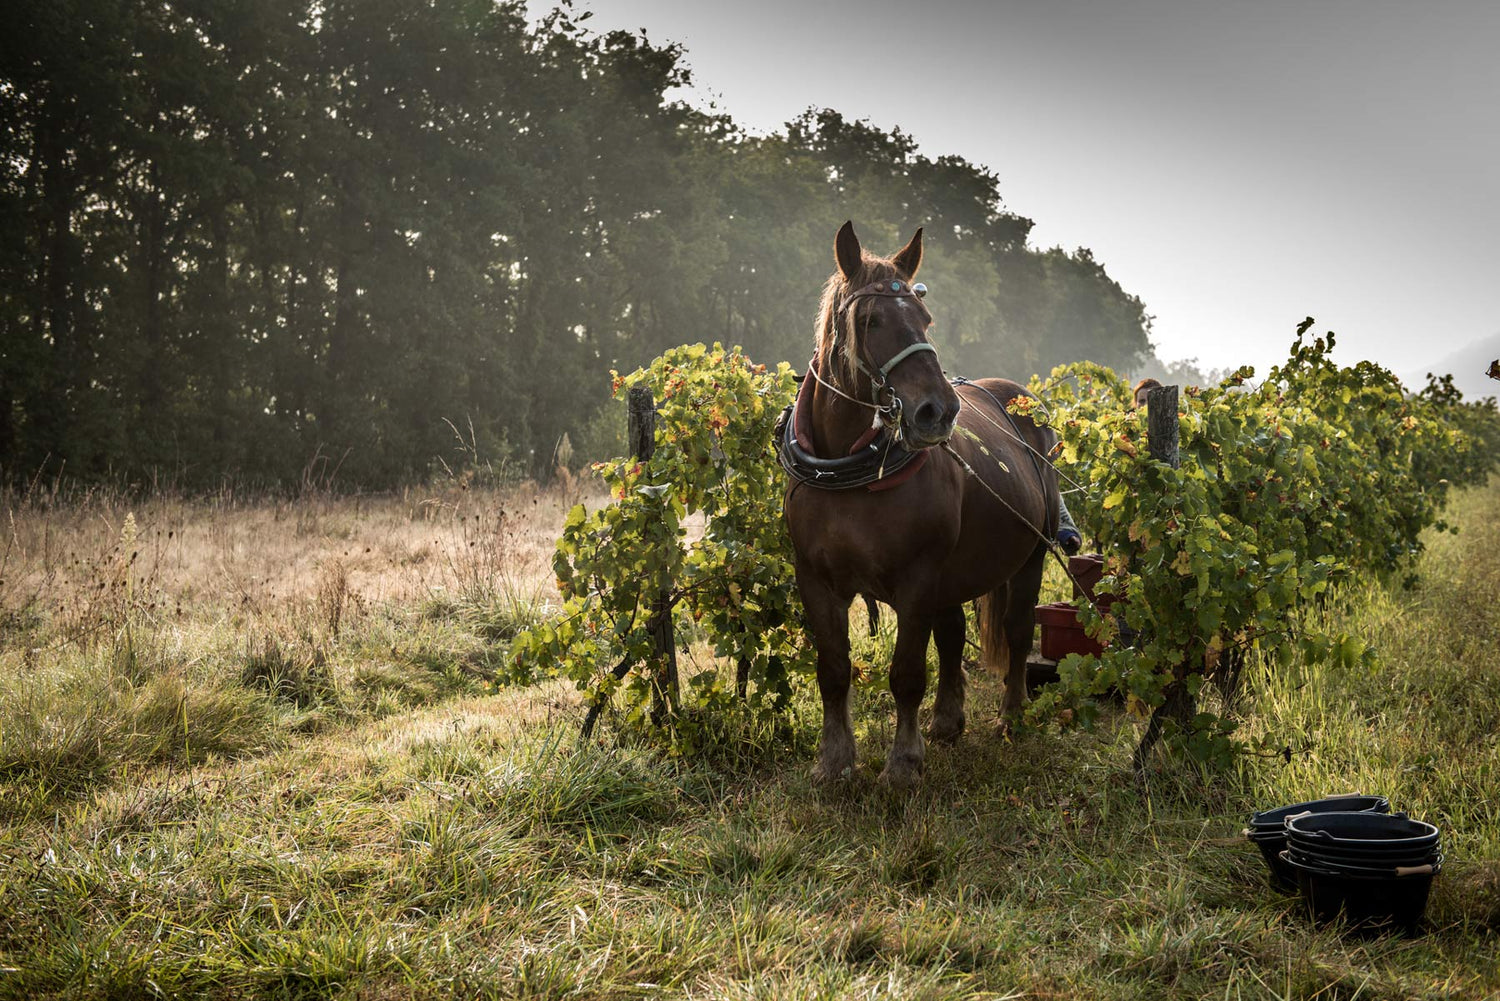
950, 378, 1091, 496
937, 440, 1107, 617
806, 362, 884, 413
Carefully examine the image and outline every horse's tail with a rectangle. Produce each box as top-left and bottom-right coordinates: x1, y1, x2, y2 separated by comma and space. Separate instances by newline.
976, 585, 1011, 679
977, 540, 1049, 712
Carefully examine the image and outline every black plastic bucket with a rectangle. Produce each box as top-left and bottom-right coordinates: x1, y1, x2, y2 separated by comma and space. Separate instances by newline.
1248, 794, 1389, 834
1280, 850, 1437, 935
1248, 830, 1300, 892
1286, 838, 1439, 868
1244, 795, 1390, 891
1286, 812, 1439, 854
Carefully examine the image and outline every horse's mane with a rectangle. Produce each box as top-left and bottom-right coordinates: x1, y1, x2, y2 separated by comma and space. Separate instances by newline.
814, 254, 900, 388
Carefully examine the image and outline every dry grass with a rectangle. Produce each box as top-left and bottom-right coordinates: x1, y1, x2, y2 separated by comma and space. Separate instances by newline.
1, 478, 590, 639
1, 478, 1498, 999
0, 476, 601, 825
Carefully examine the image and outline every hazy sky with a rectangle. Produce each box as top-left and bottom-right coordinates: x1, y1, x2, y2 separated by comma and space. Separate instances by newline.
532, 0, 1497, 378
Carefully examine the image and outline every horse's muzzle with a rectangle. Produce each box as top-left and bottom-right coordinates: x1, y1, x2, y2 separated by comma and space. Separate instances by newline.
905, 396, 961, 449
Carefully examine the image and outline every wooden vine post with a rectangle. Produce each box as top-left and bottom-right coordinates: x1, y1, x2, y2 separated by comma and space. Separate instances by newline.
1133, 384, 1190, 772
1146, 385, 1180, 469
627, 386, 680, 722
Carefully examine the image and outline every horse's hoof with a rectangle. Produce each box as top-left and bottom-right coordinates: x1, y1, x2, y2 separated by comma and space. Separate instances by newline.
811, 758, 855, 785
877, 759, 923, 791
927, 714, 965, 744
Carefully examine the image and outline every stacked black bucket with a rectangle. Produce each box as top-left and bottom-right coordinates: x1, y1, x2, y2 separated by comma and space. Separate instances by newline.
1245, 794, 1442, 935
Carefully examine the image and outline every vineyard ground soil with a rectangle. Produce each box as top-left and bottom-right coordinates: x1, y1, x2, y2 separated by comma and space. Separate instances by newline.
2, 479, 1498, 999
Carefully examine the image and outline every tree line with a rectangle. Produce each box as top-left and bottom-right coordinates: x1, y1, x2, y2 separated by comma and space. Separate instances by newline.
1, 0, 1153, 489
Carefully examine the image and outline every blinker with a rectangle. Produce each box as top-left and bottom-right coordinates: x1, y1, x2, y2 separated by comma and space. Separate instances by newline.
912, 282, 927, 299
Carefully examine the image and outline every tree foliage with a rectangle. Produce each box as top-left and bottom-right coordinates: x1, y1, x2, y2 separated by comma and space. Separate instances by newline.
1, 0, 1151, 488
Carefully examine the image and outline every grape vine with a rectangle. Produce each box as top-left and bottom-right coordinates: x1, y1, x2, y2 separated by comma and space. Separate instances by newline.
1026, 322, 1496, 762
508, 326, 1497, 762
505, 344, 812, 745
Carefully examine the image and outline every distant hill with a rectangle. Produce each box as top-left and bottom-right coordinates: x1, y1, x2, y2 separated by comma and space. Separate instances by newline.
1403, 332, 1500, 400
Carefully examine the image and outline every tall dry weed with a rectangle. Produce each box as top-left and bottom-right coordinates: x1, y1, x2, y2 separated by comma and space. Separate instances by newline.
35, 509, 168, 652
1, 508, 51, 643
315, 557, 362, 639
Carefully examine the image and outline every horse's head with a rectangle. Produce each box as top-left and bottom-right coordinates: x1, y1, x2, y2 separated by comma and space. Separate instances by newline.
816, 221, 961, 449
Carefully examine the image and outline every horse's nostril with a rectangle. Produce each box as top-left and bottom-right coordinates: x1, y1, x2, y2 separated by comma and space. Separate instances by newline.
915, 401, 941, 429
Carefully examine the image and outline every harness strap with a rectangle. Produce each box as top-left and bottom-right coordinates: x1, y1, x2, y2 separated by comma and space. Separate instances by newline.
873, 341, 938, 382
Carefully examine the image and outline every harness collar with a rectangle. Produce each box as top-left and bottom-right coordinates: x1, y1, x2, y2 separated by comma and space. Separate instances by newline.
774, 362, 928, 491
774, 276, 954, 490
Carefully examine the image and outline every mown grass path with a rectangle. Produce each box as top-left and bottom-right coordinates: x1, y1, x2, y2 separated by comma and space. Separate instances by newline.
3, 484, 1498, 999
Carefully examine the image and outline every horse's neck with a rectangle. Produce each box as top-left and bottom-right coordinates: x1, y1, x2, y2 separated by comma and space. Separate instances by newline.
809, 379, 879, 458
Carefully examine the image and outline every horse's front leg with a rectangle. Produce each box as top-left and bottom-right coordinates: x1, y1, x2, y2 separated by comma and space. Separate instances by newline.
799, 574, 856, 783
882, 610, 934, 789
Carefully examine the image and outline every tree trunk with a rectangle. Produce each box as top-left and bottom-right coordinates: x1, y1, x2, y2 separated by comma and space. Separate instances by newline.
138, 176, 167, 420
37, 113, 81, 466
0, 365, 14, 479
326, 196, 358, 442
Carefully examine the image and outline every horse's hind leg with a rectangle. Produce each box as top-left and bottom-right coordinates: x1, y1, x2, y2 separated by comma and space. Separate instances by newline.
800, 573, 856, 783
929, 605, 967, 743
882, 610, 934, 789
998, 542, 1048, 716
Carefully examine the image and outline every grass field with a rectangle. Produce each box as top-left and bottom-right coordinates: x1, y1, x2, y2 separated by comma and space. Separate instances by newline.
1, 476, 1498, 1000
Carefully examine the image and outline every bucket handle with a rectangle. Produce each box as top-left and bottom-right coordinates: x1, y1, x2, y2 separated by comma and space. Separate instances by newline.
1394, 864, 1434, 877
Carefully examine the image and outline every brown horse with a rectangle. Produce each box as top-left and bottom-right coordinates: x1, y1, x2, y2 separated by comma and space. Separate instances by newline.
782, 222, 1060, 787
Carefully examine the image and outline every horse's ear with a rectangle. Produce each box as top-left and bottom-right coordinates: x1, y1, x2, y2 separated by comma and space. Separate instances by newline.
892, 227, 923, 279
835, 221, 863, 281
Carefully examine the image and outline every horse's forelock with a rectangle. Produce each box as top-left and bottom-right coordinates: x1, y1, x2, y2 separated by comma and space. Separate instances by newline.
815, 254, 897, 386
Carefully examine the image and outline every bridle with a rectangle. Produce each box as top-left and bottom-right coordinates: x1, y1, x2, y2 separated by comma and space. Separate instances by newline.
774, 276, 943, 490
816, 277, 943, 437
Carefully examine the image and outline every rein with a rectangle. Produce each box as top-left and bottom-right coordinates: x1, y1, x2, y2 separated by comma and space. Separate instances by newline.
937, 439, 1105, 613
935, 380, 1108, 607
951, 376, 1052, 498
